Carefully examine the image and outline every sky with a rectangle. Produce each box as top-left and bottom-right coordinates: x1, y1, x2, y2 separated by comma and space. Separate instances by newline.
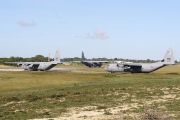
1, 0, 180, 60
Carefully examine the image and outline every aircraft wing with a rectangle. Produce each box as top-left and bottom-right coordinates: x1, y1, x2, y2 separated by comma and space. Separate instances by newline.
5, 62, 24, 66
71, 60, 108, 63
4, 62, 40, 66
119, 63, 142, 67
4, 62, 18, 64
83, 61, 109, 63
72, 61, 81, 63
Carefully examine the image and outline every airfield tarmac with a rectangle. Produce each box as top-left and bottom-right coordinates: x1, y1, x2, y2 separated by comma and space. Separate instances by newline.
0, 64, 76, 72
0, 68, 72, 72
0, 65, 106, 73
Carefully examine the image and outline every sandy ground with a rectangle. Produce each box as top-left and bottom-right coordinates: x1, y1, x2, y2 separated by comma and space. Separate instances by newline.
30, 86, 179, 120
31, 106, 128, 120
0, 65, 23, 71
0, 69, 23, 71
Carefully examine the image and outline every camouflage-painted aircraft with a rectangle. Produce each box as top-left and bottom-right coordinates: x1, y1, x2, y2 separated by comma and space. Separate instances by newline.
81, 51, 108, 67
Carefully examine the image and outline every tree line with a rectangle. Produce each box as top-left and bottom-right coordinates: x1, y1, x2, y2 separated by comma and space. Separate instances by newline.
0, 54, 179, 65
0, 55, 49, 64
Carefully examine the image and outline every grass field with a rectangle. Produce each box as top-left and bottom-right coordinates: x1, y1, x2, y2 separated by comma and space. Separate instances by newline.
0, 64, 180, 120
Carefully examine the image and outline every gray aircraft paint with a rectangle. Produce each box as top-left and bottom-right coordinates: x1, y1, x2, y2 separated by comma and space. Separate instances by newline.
81, 51, 108, 67
104, 48, 175, 73
5, 50, 60, 71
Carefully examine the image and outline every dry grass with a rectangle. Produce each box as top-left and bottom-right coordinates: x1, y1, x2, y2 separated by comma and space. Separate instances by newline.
0, 65, 180, 119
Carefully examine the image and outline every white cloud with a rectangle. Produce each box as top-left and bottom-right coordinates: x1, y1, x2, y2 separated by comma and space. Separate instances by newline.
17, 21, 36, 27
83, 29, 109, 40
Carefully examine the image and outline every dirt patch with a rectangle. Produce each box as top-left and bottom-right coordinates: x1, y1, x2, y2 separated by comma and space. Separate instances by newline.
32, 86, 180, 120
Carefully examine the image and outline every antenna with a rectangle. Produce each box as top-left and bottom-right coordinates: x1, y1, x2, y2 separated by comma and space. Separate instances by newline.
48, 53, 50, 62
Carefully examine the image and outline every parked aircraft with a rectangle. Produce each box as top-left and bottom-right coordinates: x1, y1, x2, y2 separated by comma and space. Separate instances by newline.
81, 51, 108, 67
5, 50, 60, 71
104, 48, 175, 73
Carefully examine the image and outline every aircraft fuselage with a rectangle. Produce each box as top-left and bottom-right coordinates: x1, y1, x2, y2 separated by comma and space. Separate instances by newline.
22, 62, 58, 71
104, 62, 165, 73
82, 61, 102, 67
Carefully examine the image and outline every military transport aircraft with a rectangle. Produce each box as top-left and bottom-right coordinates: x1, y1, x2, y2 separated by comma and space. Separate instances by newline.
5, 50, 60, 71
81, 51, 108, 67
104, 48, 175, 73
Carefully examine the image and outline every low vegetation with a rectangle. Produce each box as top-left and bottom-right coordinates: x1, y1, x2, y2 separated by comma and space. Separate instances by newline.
0, 65, 180, 119
138, 109, 171, 120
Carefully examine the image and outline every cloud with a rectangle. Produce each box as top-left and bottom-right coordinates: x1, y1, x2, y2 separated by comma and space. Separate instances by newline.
17, 21, 37, 27
83, 29, 109, 40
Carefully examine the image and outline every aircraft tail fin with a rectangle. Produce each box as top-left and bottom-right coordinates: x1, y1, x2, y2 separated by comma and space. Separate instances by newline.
162, 48, 175, 65
54, 50, 60, 63
81, 51, 86, 62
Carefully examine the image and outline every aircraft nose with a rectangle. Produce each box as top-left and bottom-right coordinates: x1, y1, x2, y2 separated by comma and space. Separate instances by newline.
104, 67, 108, 71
